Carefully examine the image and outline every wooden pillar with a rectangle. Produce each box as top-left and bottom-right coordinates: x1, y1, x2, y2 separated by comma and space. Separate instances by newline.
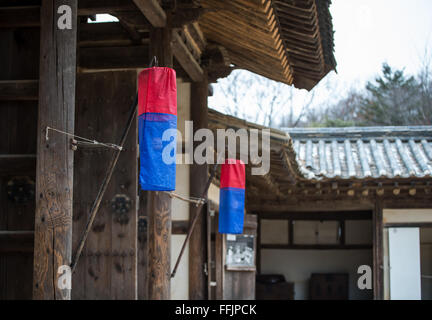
147, 26, 173, 300
137, 193, 148, 300
373, 199, 384, 300
189, 76, 209, 300
33, 0, 77, 300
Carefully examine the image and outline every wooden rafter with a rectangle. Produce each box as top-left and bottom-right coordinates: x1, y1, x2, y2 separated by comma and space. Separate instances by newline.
132, 0, 166, 28
0, 1, 138, 28
78, 22, 147, 47
260, 171, 283, 198
0, 80, 38, 101
172, 30, 204, 82
79, 45, 149, 70
200, 0, 293, 84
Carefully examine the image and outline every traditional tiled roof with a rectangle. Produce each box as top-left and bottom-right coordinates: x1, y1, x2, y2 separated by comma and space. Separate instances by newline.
284, 126, 432, 180
209, 110, 432, 206
272, 0, 336, 89
209, 109, 432, 183
199, 0, 336, 89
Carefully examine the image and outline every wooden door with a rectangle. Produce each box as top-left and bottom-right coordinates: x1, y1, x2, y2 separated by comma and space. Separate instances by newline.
388, 227, 421, 300
0, 27, 40, 300
215, 214, 257, 300
72, 71, 138, 299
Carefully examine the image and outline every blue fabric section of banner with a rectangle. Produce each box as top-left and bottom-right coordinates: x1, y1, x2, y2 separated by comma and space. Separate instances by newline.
138, 112, 177, 191
218, 187, 245, 234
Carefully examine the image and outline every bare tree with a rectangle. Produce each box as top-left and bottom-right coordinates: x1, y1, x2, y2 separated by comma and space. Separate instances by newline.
278, 89, 315, 128
417, 48, 432, 125
214, 70, 317, 128
217, 71, 255, 121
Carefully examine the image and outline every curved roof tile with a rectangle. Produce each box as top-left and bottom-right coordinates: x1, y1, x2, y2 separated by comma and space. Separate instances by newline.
284, 126, 432, 180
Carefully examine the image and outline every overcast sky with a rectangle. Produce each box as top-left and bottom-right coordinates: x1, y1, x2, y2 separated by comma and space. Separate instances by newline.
332, 0, 432, 85
209, 0, 432, 122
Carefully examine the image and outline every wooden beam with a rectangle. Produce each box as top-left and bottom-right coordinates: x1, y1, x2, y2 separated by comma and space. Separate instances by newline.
0, 2, 137, 28
133, 0, 166, 28
260, 244, 373, 250
204, 45, 233, 82
248, 200, 375, 213
0, 154, 36, 176
257, 216, 262, 274
171, 8, 204, 28
147, 26, 172, 300
189, 76, 209, 300
33, 0, 77, 300
214, 212, 223, 299
172, 30, 204, 82
0, 80, 38, 101
373, 200, 384, 300
259, 210, 372, 221
78, 22, 145, 47
206, 203, 211, 299
261, 173, 283, 198
137, 211, 148, 300
149, 27, 173, 68
78, 0, 137, 15
79, 45, 149, 70
0, 231, 34, 254
0, 6, 40, 28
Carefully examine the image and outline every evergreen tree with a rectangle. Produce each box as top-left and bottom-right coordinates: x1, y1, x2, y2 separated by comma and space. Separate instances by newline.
359, 63, 421, 126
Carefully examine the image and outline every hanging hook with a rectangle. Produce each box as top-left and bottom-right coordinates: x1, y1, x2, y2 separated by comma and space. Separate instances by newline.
149, 56, 158, 68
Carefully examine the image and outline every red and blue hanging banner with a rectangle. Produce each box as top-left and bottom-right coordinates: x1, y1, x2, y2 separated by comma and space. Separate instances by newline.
138, 67, 177, 191
218, 159, 246, 234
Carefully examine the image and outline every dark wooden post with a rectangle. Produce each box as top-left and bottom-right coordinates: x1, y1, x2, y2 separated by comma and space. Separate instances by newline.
189, 76, 209, 300
373, 199, 384, 300
33, 0, 77, 300
147, 26, 173, 300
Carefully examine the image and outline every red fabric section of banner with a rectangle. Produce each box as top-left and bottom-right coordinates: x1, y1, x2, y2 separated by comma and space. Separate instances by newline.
220, 159, 246, 189
138, 67, 177, 116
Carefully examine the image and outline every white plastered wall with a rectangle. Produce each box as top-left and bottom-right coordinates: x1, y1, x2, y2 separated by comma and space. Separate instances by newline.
260, 219, 373, 300
170, 79, 191, 300
208, 183, 220, 207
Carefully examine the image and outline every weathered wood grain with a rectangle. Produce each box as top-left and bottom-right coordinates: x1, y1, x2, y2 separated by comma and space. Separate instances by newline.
147, 191, 171, 299
189, 78, 209, 300
147, 26, 173, 300
133, 0, 166, 28
33, 0, 77, 300
172, 31, 204, 82
72, 71, 138, 300
373, 200, 384, 300
137, 198, 148, 300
